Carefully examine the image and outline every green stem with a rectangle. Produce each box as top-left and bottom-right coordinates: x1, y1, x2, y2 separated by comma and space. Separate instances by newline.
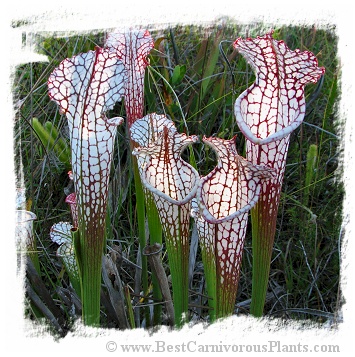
167, 245, 189, 327
199, 240, 217, 322
250, 197, 277, 317
72, 226, 104, 326
81, 251, 102, 326
164, 206, 189, 328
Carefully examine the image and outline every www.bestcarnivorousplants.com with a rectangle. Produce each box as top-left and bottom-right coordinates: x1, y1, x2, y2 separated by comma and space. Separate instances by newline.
106, 340, 340, 353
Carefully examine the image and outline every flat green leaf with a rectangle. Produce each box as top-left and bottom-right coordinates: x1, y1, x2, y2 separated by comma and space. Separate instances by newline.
171, 65, 186, 86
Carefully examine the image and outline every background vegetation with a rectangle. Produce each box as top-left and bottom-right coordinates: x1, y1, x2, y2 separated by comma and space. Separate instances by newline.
15, 22, 342, 334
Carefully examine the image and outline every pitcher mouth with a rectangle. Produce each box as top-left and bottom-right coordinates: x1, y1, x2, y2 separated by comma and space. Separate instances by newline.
16, 210, 37, 223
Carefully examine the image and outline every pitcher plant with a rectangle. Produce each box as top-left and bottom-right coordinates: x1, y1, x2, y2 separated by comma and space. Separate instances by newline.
36, 27, 327, 329
233, 31, 325, 316
192, 136, 275, 321
48, 41, 126, 325
131, 113, 199, 326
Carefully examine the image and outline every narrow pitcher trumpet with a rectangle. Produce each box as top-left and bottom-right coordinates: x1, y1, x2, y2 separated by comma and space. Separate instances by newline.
48, 44, 125, 325
131, 113, 199, 326
192, 136, 274, 320
233, 31, 325, 316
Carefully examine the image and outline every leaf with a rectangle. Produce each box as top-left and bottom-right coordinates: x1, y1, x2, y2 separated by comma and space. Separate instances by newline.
48, 41, 126, 325
105, 29, 154, 126
130, 113, 177, 147
48, 47, 125, 121
50, 222, 72, 245
65, 192, 78, 227
48, 47, 125, 228
192, 136, 274, 319
233, 31, 324, 317
131, 113, 199, 326
32, 118, 71, 169
196, 136, 275, 224
171, 65, 186, 86
234, 31, 325, 146
132, 123, 199, 206
50, 221, 81, 297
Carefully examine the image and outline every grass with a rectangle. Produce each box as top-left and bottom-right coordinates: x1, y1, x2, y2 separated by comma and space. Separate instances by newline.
15, 22, 342, 334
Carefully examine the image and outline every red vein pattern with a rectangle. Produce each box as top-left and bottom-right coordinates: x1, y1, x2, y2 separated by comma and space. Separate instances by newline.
106, 29, 154, 127
48, 44, 126, 323
65, 192, 78, 228
234, 31, 325, 147
192, 136, 274, 318
234, 31, 324, 186
131, 114, 199, 244
48, 46, 125, 252
130, 112, 181, 207
106, 30, 154, 324
131, 114, 199, 230
131, 113, 199, 324
233, 31, 325, 315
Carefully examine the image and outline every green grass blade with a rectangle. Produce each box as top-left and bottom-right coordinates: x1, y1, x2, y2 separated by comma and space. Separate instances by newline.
132, 154, 151, 327
303, 144, 318, 207
145, 193, 163, 325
